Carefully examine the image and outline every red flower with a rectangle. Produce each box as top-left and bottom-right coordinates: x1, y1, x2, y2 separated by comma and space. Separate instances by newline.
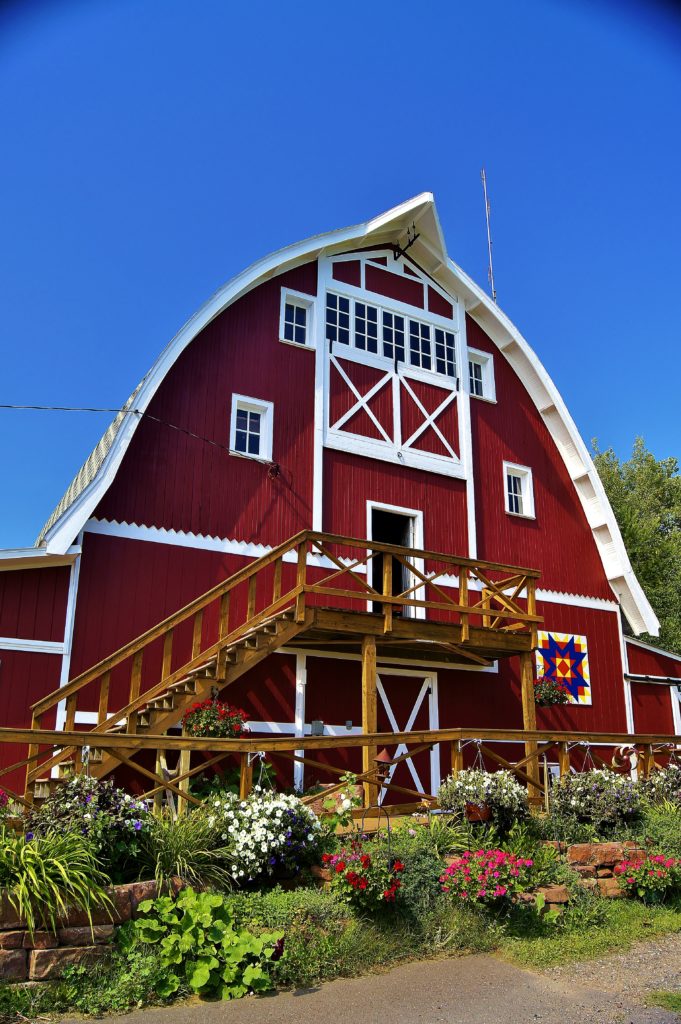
335, 861, 346, 873
322, 853, 331, 864
360, 854, 371, 868
393, 860, 405, 873
359, 877, 367, 890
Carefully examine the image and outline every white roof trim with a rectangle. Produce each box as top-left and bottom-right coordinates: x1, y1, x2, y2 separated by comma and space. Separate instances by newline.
0, 546, 80, 572
626, 636, 681, 664
36, 193, 658, 636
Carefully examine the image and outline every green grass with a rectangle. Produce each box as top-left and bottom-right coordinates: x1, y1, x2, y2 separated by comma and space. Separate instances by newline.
647, 991, 681, 1013
500, 899, 681, 970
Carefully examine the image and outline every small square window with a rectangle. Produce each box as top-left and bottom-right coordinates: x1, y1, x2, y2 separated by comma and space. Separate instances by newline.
280, 289, 315, 348
467, 348, 496, 402
230, 395, 273, 461
503, 462, 535, 518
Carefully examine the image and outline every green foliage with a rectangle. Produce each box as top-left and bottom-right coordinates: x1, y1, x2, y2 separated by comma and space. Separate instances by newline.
0, 825, 111, 936
27, 775, 148, 883
593, 437, 681, 654
226, 885, 350, 930
132, 887, 283, 999
638, 801, 681, 857
317, 773, 363, 834
438, 769, 529, 834
139, 807, 234, 893
500, 821, 560, 887
640, 764, 681, 807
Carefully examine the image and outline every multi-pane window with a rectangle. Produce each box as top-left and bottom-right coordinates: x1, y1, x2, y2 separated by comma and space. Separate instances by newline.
469, 360, 484, 396
280, 290, 314, 348
354, 302, 379, 353
325, 293, 351, 345
283, 302, 308, 345
503, 462, 534, 518
434, 328, 456, 377
409, 320, 432, 370
325, 291, 458, 381
382, 311, 405, 362
230, 396, 273, 461
468, 349, 495, 401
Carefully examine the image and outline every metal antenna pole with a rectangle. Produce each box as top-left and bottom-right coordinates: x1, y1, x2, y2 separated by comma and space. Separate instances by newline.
480, 168, 497, 304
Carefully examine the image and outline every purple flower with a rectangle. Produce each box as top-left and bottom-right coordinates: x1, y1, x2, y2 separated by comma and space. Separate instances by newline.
134, 820, 142, 831
25, 831, 34, 841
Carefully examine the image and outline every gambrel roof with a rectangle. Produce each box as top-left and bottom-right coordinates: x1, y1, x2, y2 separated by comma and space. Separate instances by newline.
32, 194, 659, 636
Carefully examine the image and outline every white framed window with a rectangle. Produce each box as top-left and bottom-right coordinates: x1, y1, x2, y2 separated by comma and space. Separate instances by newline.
279, 289, 315, 347
468, 348, 496, 402
325, 290, 457, 381
503, 461, 535, 518
230, 395, 273, 461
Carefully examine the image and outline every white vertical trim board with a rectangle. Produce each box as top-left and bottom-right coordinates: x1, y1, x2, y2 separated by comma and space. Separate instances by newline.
0, 637, 64, 654
617, 612, 635, 734
457, 295, 477, 559
293, 653, 307, 791
55, 536, 83, 732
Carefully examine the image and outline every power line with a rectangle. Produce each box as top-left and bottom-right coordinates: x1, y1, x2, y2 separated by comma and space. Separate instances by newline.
0, 403, 235, 456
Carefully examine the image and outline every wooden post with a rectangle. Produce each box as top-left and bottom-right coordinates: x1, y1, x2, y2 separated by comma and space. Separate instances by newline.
97, 671, 110, 727
128, 650, 143, 734
191, 610, 204, 659
239, 752, 253, 799
177, 728, 191, 817
459, 569, 469, 643
450, 739, 463, 778
161, 629, 174, 681
382, 556, 393, 634
481, 587, 491, 629
247, 575, 257, 621
273, 557, 282, 603
557, 741, 570, 777
295, 541, 307, 622
640, 744, 654, 778
361, 635, 378, 806
519, 651, 541, 803
527, 579, 538, 650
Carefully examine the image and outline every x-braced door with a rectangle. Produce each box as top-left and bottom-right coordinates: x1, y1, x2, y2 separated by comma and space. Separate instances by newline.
375, 669, 440, 804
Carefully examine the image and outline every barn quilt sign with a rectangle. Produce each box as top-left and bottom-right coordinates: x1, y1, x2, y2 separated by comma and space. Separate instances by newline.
535, 631, 592, 706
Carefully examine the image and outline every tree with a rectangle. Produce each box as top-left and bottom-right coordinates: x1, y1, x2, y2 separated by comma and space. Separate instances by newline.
593, 438, 681, 655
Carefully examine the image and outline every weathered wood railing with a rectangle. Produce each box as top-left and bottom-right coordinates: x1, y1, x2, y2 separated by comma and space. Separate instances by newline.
3, 726, 678, 815
23, 531, 542, 800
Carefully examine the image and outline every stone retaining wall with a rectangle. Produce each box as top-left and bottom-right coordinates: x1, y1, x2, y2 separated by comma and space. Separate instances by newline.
0, 879, 163, 982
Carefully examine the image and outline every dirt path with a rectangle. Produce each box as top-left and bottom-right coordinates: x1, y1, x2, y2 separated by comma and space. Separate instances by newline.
58, 935, 681, 1024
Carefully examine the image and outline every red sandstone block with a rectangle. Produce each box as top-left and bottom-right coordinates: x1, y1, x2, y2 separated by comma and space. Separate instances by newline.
0, 931, 24, 950
0, 894, 24, 930
573, 865, 596, 878
61, 888, 131, 928
130, 880, 159, 917
0, 949, 27, 981
567, 843, 626, 867
57, 925, 114, 946
23, 931, 58, 950
596, 869, 613, 879
597, 877, 624, 898
536, 885, 569, 904
29, 945, 110, 981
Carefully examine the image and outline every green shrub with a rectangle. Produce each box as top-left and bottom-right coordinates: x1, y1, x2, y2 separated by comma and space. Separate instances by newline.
227, 885, 349, 930
438, 770, 528, 834
638, 801, 681, 857
614, 853, 681, 904
550, 770, 642, 834
132, 887, 283, 999
139, 807, 234, 892
27, 776, 148, 883
0, 826, 111, 936
500, 821, 560, 887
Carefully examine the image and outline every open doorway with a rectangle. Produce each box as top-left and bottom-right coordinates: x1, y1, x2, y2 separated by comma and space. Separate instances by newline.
368, 503, 424, 618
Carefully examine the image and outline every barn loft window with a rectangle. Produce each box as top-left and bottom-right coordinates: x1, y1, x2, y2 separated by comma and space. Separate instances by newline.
468, 348, 496, 401
503, 462, 535, 518
279, 289, 315, 347
325, 291, 456, 380
230, 395, 274, 461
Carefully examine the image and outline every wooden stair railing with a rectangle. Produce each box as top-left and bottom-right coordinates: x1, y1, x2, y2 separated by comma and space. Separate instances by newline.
24, 531, 542, 801
25, 530, 311, 800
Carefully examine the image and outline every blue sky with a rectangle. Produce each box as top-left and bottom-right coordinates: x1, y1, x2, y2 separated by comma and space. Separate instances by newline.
1, 0, 680, 548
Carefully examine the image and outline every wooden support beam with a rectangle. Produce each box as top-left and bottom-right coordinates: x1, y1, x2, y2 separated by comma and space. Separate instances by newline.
557, 741, 570, 777
177, 741, 191, 817
239, 752, 253, 799
361, 635, 378, 806
382, 555, 393, 633
295, 542, 307, 623
450, 739, 463, 777
520, 650, 541, 802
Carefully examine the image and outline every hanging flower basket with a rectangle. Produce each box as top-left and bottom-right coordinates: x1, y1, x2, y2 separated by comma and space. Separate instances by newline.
464, 800, 492, 822
533, 675, 571, 707
181, 699, 249, 739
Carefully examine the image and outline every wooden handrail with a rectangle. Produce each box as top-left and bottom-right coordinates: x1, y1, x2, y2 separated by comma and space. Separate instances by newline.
31, 530, 308, 717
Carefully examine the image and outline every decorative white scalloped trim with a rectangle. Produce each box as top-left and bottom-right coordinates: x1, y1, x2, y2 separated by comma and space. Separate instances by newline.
83, 518, 620, 612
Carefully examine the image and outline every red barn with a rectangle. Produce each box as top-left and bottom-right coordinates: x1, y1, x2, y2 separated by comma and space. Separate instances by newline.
1, 193, 679, 803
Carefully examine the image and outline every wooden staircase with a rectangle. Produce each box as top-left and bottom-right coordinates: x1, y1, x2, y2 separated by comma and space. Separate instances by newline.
23, 530, 542, 805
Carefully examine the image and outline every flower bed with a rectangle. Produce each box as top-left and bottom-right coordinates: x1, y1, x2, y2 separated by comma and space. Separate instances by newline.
440, 849, 535, 907
322, 842, 405, 909
614, 854, 681, 904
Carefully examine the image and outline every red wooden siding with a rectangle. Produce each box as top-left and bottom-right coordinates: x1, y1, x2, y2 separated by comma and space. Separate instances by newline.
626, 641, 681, 679
332, 260, 361, 287
630, 682, 676, 735
0, 566, 70, 642
0, 650, 62, 793
365, 264, 425, 309
427, 287, 453, 319
322, 449, 468, 554
467, 315, 612, 599
95, 261, 318, 546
